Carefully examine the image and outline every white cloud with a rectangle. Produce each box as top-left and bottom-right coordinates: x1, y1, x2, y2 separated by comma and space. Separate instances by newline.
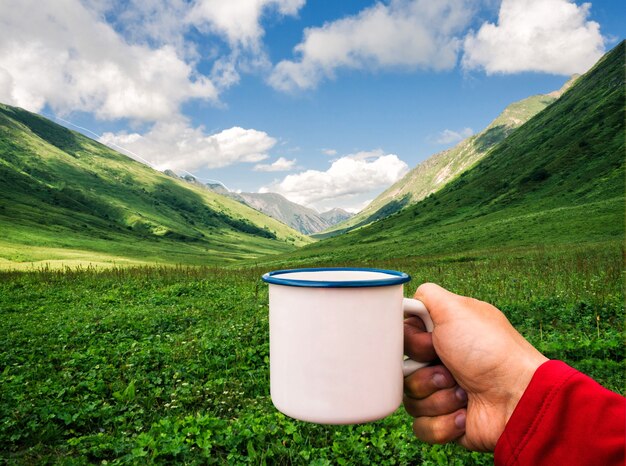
260, 150, 409, 210
269, 0, 474, 91
322, 148, 338, 156
99, 121, 276, 171
462, 0, 605, 75
187, 0, 305, 49
434, 127, 474, 144
187, 0, 306, 89
0, 0, 308, 122
101, 0, 192, 51
347, 198, 375, 214
0, 0, 217, 121
254, 157, 297, 172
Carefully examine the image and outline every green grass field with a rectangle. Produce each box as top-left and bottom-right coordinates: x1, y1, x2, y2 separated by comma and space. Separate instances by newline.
1, 243, 623, 464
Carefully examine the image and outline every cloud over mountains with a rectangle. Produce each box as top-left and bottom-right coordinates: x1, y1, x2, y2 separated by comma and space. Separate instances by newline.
100, 122, 276, 171
260, 150, 409, 211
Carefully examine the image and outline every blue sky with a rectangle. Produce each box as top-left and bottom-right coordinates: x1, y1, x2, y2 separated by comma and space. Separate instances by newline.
0, 0, 623, 212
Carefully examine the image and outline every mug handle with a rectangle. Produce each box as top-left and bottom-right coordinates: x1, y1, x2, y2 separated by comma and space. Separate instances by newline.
402, 298, 434, 377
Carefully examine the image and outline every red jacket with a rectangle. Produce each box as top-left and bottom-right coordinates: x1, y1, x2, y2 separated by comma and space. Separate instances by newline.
495, 360, 625, 465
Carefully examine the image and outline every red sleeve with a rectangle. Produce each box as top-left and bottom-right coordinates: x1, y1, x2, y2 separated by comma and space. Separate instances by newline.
495, 360, 625, 466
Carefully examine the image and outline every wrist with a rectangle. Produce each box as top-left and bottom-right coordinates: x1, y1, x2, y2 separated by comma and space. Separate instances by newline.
504, 353, 549, 426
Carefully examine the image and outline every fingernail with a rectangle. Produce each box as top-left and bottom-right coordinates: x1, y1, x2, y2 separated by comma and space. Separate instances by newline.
432, 373, 446, 388
455, 412, 466, 429
455, 387, 468, 402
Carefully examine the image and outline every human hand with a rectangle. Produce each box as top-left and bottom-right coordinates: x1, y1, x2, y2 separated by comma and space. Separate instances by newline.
403, 283, 548, 451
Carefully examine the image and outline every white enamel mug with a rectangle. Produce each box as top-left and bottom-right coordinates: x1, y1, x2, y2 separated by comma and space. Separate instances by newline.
262, 268, 433, 424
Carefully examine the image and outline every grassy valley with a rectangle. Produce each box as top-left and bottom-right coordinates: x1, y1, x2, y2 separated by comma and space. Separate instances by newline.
0, 105, 310, 269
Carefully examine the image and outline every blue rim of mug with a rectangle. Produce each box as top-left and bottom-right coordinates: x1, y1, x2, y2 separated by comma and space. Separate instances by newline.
261, 267, 411, 288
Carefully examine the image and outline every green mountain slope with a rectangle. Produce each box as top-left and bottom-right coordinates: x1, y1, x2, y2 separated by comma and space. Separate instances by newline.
281, 41, 625, 264
0, 105, 311, 268
317, 77, 579, 239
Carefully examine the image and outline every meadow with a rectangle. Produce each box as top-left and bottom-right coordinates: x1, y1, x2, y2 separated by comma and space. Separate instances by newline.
1, 243, 623, 465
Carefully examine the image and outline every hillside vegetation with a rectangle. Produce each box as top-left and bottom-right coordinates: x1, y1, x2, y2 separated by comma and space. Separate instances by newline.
281, 41, 625, 264
0, 105, 311, 268
317, 77, 579, 239
159, 76, 576, 241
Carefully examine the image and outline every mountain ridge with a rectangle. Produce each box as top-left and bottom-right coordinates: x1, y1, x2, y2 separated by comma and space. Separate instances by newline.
316, 75, 580, 239
282, 41, 625, 262
0, 104, 311, 267
226, 192, 353, 235
166, 174, 354, 235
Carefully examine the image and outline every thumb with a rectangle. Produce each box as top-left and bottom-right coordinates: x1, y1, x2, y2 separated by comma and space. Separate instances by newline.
414, 283, 462, 326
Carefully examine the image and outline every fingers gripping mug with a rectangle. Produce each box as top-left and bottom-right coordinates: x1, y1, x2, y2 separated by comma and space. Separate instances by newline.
262, 268, 433, 424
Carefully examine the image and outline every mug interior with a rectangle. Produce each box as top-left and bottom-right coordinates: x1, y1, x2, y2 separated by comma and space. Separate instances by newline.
262, 268, 410, 288
280, 270, 392, 281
